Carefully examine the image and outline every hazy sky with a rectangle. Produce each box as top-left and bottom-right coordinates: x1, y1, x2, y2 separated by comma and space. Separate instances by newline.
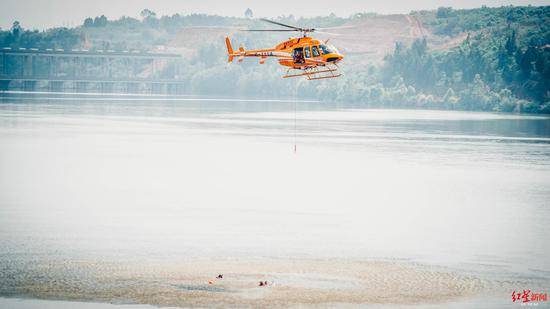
1, 0, 549, 30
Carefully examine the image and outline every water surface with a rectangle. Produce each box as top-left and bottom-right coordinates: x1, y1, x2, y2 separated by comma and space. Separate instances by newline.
1, 93, 549, 306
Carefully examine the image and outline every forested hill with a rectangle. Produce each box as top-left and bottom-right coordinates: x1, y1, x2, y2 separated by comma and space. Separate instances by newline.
1, 6, 549, 113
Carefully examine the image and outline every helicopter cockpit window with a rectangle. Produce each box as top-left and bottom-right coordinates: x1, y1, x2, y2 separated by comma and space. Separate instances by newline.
304, 47, 311, 58
312, 46, 320, 57
319, 44, 337, 55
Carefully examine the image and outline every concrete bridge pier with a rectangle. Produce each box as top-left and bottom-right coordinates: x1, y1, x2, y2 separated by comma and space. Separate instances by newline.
23, 55, 34, 76
151, 82, 167, 94
125, 82, 139, 93
143, 82, 152, 94
23, 80, 37, 91
167, 83, 180, 95
0, 80, 10, 91
49, 81, 64, 92
100, 82, 114, 93
48, 56, 57, 78
76, 81, 89, 93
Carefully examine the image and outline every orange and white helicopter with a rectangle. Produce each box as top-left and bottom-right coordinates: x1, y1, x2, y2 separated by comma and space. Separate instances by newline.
225, 19, 345, 80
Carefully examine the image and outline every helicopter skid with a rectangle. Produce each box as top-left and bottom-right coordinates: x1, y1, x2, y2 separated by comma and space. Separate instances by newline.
283, 65, 341, 80
307, 73, 342, 80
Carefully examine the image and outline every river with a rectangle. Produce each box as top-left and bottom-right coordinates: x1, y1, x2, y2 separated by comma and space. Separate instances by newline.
1, 93, 549, 308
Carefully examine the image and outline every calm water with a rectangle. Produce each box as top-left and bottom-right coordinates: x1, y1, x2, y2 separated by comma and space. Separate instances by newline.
1, 93, 550, 283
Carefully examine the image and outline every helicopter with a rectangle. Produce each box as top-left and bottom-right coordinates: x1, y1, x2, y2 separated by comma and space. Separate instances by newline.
225, 19, 345, 80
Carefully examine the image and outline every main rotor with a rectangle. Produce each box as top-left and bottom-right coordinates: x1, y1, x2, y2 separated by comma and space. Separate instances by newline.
243, 18, 341, 37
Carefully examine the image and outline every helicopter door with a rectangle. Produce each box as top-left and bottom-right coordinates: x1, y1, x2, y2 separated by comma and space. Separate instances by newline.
293, 47, 305, 64
312, 46, 320, 57
304, 46, 311, 58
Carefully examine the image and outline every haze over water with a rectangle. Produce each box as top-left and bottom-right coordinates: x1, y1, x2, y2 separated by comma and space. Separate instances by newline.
0, 93, 549, 307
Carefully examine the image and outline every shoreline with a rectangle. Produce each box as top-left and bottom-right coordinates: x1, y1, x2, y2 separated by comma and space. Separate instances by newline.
2, 91, 550, 116
0, 257, 520, 308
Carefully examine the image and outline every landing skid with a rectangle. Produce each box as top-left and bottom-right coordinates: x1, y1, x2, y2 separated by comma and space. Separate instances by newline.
283, 65, 341, 80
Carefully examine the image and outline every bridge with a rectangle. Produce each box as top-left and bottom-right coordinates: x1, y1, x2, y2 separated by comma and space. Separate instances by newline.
0, 48, 184, 94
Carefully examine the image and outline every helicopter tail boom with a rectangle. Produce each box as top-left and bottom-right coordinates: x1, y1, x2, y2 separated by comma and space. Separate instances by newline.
225, 36, 290, 63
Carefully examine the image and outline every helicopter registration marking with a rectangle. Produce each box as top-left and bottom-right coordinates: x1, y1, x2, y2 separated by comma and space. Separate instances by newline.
248, 51, 290, 57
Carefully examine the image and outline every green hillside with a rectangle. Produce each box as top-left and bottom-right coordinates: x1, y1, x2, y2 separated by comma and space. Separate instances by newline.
1, 6, 549, 113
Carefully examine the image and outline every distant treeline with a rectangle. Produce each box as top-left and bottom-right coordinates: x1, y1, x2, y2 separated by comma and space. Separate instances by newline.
0, 21, 82, 50
1, 6, 549, 113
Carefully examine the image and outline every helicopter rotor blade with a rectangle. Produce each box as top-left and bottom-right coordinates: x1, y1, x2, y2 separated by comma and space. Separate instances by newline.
316, 25, 356, 31
181, 25, 241, 29
241, 29, 297, 32
259, 18, 304, 31
243, 18, 347, 35
315, 30, 343, 36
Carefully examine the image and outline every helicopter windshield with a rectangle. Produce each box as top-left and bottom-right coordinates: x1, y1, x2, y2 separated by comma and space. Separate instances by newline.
319, 44, 338, 55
